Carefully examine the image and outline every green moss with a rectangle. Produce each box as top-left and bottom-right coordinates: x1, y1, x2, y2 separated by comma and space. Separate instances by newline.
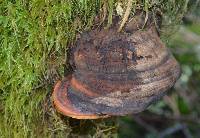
0, 0, 189, 137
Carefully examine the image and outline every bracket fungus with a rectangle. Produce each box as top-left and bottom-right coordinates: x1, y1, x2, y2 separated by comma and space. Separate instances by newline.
52, 17, 181, 119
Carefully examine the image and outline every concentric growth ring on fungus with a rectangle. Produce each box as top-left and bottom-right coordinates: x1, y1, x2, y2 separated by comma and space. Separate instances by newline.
53, 17, 181, 119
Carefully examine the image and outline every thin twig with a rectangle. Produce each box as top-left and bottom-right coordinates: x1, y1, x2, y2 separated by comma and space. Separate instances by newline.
182, 124, 193, 138
100, 1, 107, 25
158, 123, 192, 138
118, 0, 132, 32
133, 115, 158, 133
159, 123, 183, 138
163, 95, 180, 117
138, 113, 200, 124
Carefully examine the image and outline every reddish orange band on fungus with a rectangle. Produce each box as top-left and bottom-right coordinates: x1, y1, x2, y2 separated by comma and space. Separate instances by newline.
53, 81, 78, 113
70, 76, 99, 97
53, 79, 109, 119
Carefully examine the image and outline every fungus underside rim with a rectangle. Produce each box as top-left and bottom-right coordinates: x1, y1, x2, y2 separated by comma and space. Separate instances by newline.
53, 80, 110, 119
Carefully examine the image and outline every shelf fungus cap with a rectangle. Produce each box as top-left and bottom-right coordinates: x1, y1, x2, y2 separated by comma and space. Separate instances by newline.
53, 21, 181, 119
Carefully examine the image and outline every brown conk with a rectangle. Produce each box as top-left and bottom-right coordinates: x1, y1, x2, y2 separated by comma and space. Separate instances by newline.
52, 16, 181, 119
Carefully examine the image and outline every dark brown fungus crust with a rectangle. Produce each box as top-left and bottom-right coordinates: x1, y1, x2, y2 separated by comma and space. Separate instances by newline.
53, 17, 181, 119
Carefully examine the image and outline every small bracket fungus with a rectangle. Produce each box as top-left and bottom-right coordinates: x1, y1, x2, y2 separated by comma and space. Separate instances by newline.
52, 17, 181, 119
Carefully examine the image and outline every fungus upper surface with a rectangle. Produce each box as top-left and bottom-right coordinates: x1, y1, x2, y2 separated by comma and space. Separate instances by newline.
53, 18, 181, 119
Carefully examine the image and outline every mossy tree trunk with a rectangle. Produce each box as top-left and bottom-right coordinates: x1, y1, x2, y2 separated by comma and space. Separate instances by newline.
0, 0, 189, 137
